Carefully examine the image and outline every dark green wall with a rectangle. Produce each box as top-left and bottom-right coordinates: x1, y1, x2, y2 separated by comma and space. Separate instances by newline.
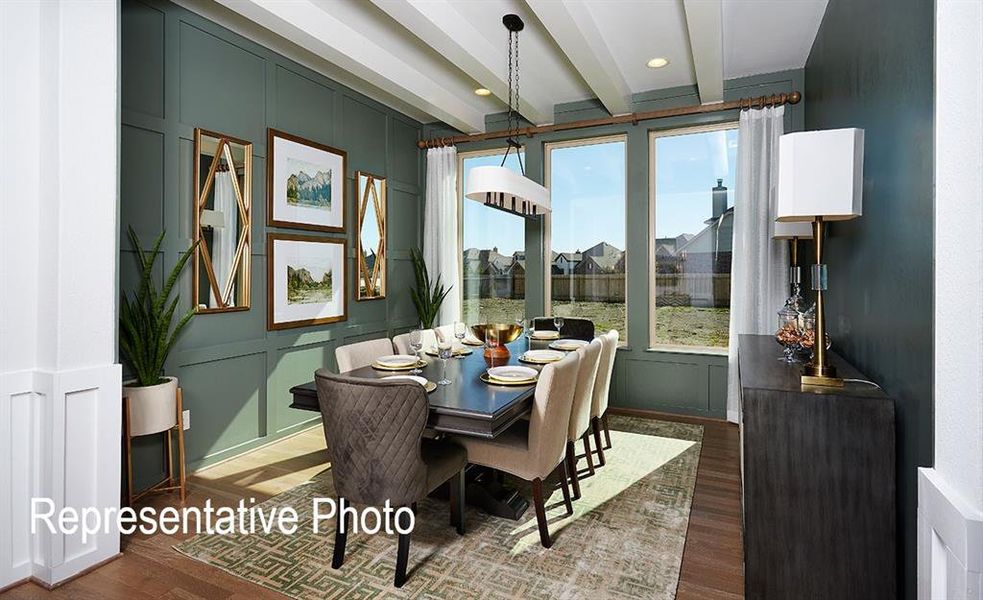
804, 0, 934, 597
430, 70, 805, 419
121, 0, 423, 486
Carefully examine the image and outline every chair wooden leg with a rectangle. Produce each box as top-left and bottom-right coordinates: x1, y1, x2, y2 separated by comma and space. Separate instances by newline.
592, 417, 606, 467
123, 397, 134, 507
582, 432, 596, 477
394, 506, 412, 587
332, 503, 348, 569
558, 460, 573, 516
531, 477, 551, 548
602, 413, 612, 449
176, 388, 186, 502
566, 440, 581, 500
449, 469, 465, 535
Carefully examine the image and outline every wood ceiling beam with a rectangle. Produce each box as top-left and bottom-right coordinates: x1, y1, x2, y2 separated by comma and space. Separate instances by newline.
683, 0, 724, 104
212, 0, 486, 133
369, 0, 553, 126
526, 0, 632, 116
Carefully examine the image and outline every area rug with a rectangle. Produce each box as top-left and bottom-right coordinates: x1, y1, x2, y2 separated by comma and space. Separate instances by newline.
174, 416, 703, 599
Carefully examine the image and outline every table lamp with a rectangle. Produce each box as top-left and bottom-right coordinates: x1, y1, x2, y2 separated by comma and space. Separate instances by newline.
773, 220, 813, 301
776, 128, 864, 387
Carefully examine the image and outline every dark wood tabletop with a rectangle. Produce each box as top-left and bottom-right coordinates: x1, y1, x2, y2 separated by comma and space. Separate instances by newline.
289, 337, 557, 438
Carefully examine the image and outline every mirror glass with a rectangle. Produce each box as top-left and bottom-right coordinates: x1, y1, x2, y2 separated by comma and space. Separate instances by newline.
193, 128, 252, 313
356, 171, 386, 300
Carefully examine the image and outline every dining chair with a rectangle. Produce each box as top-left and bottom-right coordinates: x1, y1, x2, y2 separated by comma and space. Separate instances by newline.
565, 338, 603, 500
393, 329, 439, 355
454, 352, 580, 548
590, 330, 620, 462
434, 323, 458, 344
532, 317, 595, 341
314, 370, 467, 588
335, 338, 395, 373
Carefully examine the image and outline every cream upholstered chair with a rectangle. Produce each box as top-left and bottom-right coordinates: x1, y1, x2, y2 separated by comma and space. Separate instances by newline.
335, 338, 394, 373
589, 329, 619, 463
393, 329, 439, 355
454, 352, 580, 548
565, 338, 602, 499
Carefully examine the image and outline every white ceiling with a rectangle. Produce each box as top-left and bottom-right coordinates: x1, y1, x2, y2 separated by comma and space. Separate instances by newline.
179, 0, 828, 133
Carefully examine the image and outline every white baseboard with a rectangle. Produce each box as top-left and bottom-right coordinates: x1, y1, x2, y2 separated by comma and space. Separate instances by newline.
918, 468, 983, 600
0, 364, 121, 589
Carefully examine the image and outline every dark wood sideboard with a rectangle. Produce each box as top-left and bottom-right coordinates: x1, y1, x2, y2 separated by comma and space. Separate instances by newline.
738, 334, 896, 599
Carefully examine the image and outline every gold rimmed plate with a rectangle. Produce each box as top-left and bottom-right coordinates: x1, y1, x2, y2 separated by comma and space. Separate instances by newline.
519, 349, 565, 364
549, 339, 589, 351
461, 339, 485, 347
425, 347, 473, 357
371, 360, 428, 371
383, 375, 437, 393
479, 372, 537, 386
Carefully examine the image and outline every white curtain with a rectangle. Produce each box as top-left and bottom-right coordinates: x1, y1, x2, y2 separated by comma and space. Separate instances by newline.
210, 169, 238, 307
423, 146, 460, 326
727, 106, 789, 422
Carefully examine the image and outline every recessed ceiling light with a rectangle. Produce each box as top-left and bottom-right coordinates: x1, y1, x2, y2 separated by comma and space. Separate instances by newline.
474, 87, 492, 96
647, 57, 670, 69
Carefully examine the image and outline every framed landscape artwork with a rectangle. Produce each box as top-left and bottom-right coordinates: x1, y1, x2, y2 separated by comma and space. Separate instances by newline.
267, 128, 347, 232
267, 233, 348, 330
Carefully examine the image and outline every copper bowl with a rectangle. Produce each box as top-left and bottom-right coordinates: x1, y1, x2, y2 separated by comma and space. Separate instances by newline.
470, 323, 524, 358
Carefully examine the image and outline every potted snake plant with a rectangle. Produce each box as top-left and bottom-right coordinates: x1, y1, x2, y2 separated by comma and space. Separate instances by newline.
410, 248, 452, 329
119, 227, 198, 430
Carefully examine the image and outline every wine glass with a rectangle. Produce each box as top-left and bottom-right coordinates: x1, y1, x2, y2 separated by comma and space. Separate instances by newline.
437, 341, 453, 385
553, 315, 565, 338
454, 322, 466, 354
409, 329, 423, 375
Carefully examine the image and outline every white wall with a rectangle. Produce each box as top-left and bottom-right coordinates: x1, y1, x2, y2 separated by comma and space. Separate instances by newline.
0, 0, 121, 590
921, 2, 983, 598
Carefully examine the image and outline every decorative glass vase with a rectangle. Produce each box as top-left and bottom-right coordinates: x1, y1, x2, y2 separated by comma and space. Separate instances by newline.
775, 302, 803, 363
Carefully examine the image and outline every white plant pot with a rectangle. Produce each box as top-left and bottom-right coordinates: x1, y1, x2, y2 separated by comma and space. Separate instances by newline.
123, 376, 178, 436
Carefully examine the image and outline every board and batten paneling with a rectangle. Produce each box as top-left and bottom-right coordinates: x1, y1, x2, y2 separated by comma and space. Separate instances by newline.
427, 69, 805, 419
120, 0, 422, 488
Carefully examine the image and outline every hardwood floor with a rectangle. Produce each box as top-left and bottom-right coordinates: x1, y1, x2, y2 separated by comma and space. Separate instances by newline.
3, 415, 744, 599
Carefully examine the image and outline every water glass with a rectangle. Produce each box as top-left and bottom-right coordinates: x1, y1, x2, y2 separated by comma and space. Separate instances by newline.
454, 322, 466, 352
437, 341, 453, 385
409, 329, 423, 375
553, 315, 565, 336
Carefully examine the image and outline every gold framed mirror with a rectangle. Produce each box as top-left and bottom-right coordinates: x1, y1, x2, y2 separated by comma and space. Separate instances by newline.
356, 171, 386, 300
193, 128, 252, 313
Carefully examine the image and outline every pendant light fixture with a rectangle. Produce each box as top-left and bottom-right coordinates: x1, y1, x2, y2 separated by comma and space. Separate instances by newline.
465, 14, 550, 218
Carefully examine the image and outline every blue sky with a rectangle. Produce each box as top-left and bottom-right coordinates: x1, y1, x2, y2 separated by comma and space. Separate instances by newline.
461, 128, 738, 255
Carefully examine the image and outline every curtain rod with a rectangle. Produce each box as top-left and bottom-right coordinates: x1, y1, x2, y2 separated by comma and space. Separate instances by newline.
419, 91, 801, 149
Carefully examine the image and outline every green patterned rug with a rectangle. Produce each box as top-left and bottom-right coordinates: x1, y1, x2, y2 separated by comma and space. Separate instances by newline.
175, 416, 703, 599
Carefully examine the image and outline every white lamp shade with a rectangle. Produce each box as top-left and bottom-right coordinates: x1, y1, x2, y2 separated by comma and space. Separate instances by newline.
465, 165, 550, 215
772, 220, 814, 239
776, 128, 864, 222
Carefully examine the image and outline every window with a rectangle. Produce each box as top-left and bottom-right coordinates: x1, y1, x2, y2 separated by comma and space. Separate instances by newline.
649, 124, 738, 350
546, 137, 627, 341
458, 149, 526, 325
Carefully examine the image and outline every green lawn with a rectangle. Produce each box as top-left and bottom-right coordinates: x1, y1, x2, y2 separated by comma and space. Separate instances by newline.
463, 297, 729, 348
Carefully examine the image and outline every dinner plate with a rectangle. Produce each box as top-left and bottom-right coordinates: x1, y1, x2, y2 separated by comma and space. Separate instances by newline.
486, 366, 538, 384
461, 337, 485, 347
375, 354, 419, 367
425, 346, 473, 357
549, 339, 589, 351
529, 330, 560, 340
519, 349, 566, 364
480, 372, 537, 386
383, 375, 437, 393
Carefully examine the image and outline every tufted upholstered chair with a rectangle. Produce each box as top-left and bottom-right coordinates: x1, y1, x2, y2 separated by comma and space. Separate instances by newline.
565, 338, 603, 500
334, 338, 395, 373
453, 352, 580, 548
532, 317, 595, 341
315, 370, 467, 587
590, 329, 620, 461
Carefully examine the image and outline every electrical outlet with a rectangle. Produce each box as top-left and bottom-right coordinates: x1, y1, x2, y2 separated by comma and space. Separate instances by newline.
182, 409, 191, 431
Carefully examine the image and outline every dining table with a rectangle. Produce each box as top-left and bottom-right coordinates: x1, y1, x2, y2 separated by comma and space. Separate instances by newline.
288, 335, 567, 520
